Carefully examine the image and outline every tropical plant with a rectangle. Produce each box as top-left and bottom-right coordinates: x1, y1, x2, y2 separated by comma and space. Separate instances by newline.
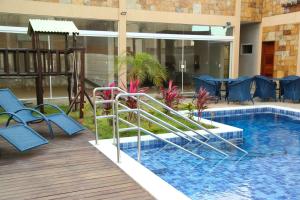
97, 82, 118, 115
186, 103, 195, 120
194, 87, 212, 121
123, 79, 149, 121
118, 52, 167, 87
160, 80, 183, 112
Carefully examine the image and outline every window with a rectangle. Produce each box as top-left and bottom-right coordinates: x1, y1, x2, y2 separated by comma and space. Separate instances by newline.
241, 44, 253, 55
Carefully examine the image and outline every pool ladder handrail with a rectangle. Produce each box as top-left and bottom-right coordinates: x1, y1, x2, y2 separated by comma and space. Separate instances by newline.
93, 87, 248, 163
93, 87, 206, 161
93, 87, 126, 145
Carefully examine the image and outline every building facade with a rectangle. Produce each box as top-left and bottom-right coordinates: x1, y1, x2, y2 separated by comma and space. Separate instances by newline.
0, 0, 299, 96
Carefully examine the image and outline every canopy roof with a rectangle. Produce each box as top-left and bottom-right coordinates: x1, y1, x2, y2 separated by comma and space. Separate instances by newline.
27, 19, 79, 36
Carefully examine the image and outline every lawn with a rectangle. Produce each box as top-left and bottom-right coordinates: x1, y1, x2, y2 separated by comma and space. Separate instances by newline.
71, 103, 213, 139
0, 102, 213, 139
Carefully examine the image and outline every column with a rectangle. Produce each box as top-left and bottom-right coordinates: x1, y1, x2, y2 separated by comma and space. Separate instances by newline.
257, 23, 263, 75
297, 24, 300, 76
118, 0, 127, 88
231, 0, 241, 78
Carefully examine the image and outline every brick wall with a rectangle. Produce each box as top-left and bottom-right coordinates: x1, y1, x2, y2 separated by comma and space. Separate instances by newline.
262, 24, 299, 77
241, 0, 262, 22
28, 0, 119, 7
127, 0, 236, 16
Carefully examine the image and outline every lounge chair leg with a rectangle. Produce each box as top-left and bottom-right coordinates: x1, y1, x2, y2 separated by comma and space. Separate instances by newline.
5, 116, 13, 127
46, 120, 54, 139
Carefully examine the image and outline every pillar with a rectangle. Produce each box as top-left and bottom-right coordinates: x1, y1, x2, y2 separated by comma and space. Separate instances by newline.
231, 0, 241, 78
118, 0, 127, 88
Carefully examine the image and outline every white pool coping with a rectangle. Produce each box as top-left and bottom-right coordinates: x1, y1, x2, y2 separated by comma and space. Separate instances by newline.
89, 105, 300, 200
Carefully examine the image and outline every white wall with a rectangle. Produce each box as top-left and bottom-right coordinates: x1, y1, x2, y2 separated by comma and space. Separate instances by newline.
239, 23, 260, 76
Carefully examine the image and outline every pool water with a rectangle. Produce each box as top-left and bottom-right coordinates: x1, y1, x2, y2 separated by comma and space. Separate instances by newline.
121, 113, 300, 200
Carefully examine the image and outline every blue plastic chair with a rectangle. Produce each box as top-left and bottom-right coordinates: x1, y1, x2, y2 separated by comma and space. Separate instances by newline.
193, 77, 221, 101
227, 77, 254, 104
279, 75, 300, 100
225, 77, 249, 100
196, 75, 222, 98
0, 89, 85, 138
0, 112, 48, 152
254, 75, 276, 101
281, 77, 300, 102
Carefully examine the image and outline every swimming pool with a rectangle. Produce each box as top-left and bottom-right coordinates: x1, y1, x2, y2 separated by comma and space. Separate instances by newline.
121, 111, 300, 200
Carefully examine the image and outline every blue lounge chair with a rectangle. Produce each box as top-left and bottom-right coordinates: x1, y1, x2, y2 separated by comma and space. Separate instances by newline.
253, 75, 277, 101
0, 112, 48, 152
227, 77, 254, 104
281, 77, 300, 102
193, 77, 221, 101
0, 88, 85, 138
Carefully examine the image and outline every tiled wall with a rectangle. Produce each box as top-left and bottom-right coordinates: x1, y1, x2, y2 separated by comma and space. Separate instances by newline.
262, 0, 285, 17
27, 0, 119, 7
263, 24, 299, 77
126, 0, 236, 16
241, 0, 262, 22
242, 1, 300, 21
263, 0, 300, 17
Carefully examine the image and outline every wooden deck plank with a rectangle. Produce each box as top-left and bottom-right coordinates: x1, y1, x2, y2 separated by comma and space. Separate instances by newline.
0, 124, 154, 200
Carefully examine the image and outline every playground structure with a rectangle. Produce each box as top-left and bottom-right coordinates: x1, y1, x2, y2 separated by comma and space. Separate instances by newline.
0, 19, 92, 118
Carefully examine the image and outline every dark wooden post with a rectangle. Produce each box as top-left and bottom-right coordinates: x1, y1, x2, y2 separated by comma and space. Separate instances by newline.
3, 49, 9, 74
79, 48, 85, 118
32, 33, 44, 111
65, 34, 72, 105
72, 34, 78, 110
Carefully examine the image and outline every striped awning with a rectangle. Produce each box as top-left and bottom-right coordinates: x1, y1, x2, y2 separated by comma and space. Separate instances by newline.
28, 19, 79, 36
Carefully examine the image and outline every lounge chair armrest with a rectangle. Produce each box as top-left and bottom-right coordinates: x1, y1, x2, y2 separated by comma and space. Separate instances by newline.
15, 108, 49, 121
0, 112, 26, 125
35, 103, 65, 114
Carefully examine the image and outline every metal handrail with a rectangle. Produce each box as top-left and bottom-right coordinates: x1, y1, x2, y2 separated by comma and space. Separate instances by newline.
93, 87, 248, 163
93, 87, 127, 144
117, 114, 205, 161
115, 93, 227, 163
115, 93, 247, 154
117, 101, 228, 157
143, 94, 248, 154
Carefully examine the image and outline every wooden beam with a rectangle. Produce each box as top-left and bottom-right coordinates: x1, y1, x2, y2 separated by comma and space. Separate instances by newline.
79, 49, 85, 118
14, 50, 20, 74
3, 50, 9, 74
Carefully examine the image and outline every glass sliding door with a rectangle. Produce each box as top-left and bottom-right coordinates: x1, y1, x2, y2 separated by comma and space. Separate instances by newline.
177, 40, 231, 94
127, 37, 232, 92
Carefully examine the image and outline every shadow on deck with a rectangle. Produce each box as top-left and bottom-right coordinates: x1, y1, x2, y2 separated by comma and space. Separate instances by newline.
0, 123, 154, 200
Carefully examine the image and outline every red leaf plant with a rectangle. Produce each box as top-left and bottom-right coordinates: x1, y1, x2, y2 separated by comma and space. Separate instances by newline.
123, 79, 149, 121
160, 80, 183, 112
195, 87, 211, 121
97, 82, 118, 115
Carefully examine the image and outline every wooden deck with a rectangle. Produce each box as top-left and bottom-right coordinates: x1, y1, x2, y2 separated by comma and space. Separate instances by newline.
0, 123, 154, 200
